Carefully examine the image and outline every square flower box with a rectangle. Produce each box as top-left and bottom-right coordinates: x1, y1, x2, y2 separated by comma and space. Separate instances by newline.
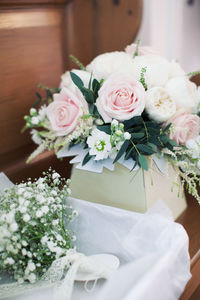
70, 161, 187, 220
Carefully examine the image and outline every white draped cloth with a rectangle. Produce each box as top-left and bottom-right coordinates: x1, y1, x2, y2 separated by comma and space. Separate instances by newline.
0, 173, 191, 300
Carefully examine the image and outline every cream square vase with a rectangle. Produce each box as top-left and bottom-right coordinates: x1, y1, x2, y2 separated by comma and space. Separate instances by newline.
70, 162, 187, 220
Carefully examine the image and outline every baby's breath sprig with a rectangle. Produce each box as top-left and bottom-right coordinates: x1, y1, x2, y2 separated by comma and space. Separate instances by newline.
0, 170, 77, 284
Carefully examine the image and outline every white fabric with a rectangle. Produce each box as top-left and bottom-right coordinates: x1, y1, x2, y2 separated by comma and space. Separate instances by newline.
0, 174, 191, 300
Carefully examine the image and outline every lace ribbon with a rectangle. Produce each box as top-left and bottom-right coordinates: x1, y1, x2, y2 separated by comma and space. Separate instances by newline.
0, 250, 113, 300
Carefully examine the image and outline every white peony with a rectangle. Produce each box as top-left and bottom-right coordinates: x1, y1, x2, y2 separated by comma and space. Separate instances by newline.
168, 60, 185, 79
60, 69, 91, 92
145, 87, 176, 123
86, 51, 136, 80
131, 54, 170, 88
87, 128, 112, 160
165, 76, 198, 111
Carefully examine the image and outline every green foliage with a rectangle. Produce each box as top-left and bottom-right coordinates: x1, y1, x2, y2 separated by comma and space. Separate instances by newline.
140, 67, 147, 90
69, 54, 86, 70
82, 152, 93, 166
70, 71, 101, 118
133, 39, 141, 58
117, 116, 176, 171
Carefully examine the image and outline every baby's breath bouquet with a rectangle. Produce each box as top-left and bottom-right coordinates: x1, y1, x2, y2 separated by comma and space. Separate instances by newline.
0, 170, 77, 286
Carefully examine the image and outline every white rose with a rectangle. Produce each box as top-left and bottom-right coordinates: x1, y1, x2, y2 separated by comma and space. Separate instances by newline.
168, 60, 185, 79
131, 54, 170, 88
145, 87, 176, 123
60, 69, 91, 91
165, 76, 198, 111
86, 51, 135, 80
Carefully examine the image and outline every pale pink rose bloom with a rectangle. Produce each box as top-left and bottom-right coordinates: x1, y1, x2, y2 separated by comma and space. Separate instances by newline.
170, 112, 200, 145
46, 88, 88, 136
96, 73, 145, 123
125, 43, 158, 57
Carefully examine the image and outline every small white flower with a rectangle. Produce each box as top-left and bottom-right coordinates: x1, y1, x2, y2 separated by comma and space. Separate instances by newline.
36, 210, 43, 218
24, 200, 30, 207
17, 188, 25, 195
23, 214, 31, 222
41, 206, 49, 214
56, 234, 63, 242
4, 257, 15, 265
38, 183, 45, 190
51, 190, 57, 196
19, 206, 27, 214
10, 223, 18, 232
41, 236, 48, 244
28, 261, 36, 271
36, 195, 46, 203
111, 119, 118, 127
115, 130, 123, 136
22, 240, 28, 247
27, 273, 36, 283
18, 278, 24, 284
52, 172, 60, 179
22, 248, 27, 256
71, 235, 77, 241
52, 219, 59, 226
124, 132, 131, 140
6, 212, 15, 224
30, 108, 37, 115
87, 128, 112, 160
24, 191, 32, 199
31, 116, 39, 125
27, 251, 32, 258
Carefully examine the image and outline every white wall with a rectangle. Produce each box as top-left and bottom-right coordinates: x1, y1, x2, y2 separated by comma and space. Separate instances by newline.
136, 0, 200, 72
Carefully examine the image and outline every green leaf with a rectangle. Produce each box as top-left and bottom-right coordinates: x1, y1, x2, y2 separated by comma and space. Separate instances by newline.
99, 78, 104, 86
81, 87, 95, 103
97, 125, 111, 135
123, 116, 143, 129
70, 72, 84, 89
138, 155, 148, 170
125, 147, 134, 160
168, 139, 178, 147
92, 79, 100, 95
137, 144, 156, 155
88, 73, 93, 89
113, 140, 130, 164
82, 152, 92, 166
160, 134, 168, 144
131, 132, 145, 139
89, 104, 95, 114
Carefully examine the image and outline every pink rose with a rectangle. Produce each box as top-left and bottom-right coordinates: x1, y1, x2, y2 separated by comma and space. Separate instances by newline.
125, 43, 159, 57
46, 88, 88, 136
96, 73, 145, 123
170, 112, 200, 145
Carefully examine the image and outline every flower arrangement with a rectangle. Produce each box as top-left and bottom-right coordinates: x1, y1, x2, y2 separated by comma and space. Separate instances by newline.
23, 41, 200, 202
0, 170, 77, 284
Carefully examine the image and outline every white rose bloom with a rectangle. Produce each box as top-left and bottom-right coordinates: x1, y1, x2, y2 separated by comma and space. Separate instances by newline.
86, 51, 136, 80
145, 87, 176, 122
131, 54, 170, 88
87, 129, 112, 160
165, 76, 198, 111
168, 60, 185, 78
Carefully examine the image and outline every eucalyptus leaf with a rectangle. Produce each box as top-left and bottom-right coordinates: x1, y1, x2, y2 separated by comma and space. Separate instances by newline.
70, 72, 84, 89
138, 155, 148, 170
113, 140, 130, 164
82, 152, 93, 166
